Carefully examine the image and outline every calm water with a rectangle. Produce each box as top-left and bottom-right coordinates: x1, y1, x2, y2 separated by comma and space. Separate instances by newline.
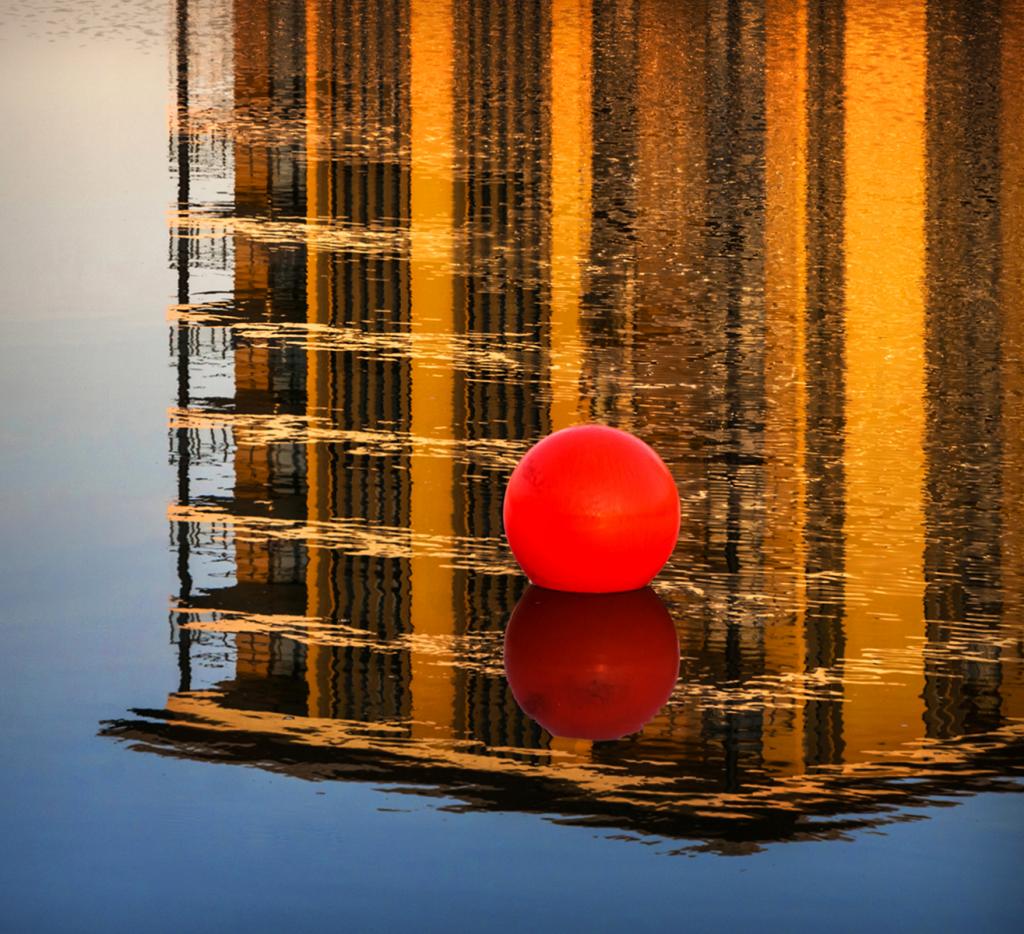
1, 0, 1022, 930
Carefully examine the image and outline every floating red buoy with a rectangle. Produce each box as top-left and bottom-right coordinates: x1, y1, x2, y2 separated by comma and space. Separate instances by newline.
503, 424, 679, 593
504, 586, 680, 741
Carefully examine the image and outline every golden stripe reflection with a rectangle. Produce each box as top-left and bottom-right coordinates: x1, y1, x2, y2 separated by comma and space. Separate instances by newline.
1001, 0, 1024, 617
1000, 0, 1024, 716
303, 0, 332, 716
409, 0, 457, 740
842, 0, 927, 760
548, 0, 592, 431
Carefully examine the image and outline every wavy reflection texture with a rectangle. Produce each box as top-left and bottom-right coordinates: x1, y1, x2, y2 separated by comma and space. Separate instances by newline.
100, 0, 1024, 853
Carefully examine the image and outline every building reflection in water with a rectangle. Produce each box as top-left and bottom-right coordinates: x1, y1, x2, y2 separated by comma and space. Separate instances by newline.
102, 0, 1024, 852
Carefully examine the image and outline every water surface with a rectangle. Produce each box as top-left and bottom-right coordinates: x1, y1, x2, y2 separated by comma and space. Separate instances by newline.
1, 0, 1022, 930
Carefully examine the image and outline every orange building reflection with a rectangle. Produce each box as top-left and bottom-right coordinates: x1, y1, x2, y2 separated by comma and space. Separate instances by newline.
132, 0, 1024, 851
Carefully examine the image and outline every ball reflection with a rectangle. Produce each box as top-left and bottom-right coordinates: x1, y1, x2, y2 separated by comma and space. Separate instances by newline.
503, 585, 680, 741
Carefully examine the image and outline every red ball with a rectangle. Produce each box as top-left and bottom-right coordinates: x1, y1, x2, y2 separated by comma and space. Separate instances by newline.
503, 424, 679, 593
504, 586, 680, 741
